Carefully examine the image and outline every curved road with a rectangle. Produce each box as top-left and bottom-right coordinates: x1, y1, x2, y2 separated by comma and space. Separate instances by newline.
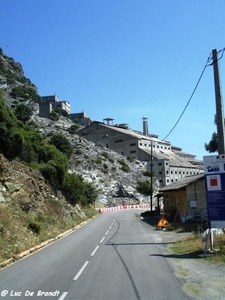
0, 209, 190, 300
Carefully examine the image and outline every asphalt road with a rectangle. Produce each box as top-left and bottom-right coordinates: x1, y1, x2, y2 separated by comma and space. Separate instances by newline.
0, 209, 190, 300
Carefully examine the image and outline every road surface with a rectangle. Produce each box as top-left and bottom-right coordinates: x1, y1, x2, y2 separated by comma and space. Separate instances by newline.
0, 209, 190, 300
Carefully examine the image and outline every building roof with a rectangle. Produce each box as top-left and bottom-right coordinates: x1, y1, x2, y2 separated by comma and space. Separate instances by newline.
159, 174, 205, 192
90, 121, 170, 145
140, 146, 200, 168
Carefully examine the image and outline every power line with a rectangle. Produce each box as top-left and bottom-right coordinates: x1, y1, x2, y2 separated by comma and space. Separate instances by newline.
162, 52, 214, 141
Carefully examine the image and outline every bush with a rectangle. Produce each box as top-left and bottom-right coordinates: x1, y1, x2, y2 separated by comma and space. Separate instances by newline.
117, 159, 130, 172
127, 156, 134, 163
143, 170, 153, 177
101, 151, 109, 159
68, 124, 78, 134
28, 220, 41, 235
137, 181, 153, 195
49, 133, 73, 158
63, 173, 98, 206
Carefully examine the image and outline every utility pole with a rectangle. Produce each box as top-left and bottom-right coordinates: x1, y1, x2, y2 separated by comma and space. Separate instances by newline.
150, 142, 153, 211
212, 49, 225, 154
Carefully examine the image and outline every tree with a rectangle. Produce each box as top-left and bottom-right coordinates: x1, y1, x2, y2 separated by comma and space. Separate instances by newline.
136, 180, 153, 196
62, 173, 85, 205
49, 133, 73, 158
205, 132, 218, 153
62, 173, 98, 206
15, 104, 33, 123
38, 144, 68, 187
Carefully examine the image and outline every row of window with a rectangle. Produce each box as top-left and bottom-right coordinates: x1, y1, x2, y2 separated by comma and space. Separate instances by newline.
169, 171, 196, 175
158, 162, 169, 166
139, 142, 171, 150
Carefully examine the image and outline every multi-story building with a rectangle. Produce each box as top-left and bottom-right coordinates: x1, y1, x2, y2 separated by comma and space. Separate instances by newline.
39, 95, 71, 116
77, 117, 204, 187
70, 111, 92, 126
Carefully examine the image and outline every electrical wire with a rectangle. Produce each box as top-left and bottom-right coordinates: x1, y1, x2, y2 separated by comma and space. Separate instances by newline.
162, 53, 214, 141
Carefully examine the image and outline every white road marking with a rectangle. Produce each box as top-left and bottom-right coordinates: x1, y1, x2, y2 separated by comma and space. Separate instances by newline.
74, 261, 89, 280
58, 292, 68, 300
109, 225, 112, 230
100, 236, 105, 243
105, 230, 109, 235
91, 245, 99, 256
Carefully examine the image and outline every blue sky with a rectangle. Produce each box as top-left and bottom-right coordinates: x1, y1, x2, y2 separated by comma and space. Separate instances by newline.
1, 0, 225, 159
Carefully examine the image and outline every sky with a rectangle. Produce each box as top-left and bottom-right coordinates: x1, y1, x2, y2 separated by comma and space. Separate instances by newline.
1, 0, 225, 160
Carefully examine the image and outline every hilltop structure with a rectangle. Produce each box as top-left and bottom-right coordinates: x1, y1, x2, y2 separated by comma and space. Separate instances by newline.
78, 117, 204, 187
39, 95, 91, 126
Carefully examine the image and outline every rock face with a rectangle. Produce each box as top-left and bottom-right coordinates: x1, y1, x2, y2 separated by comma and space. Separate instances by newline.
0, 154, 85, 219
68, 137, 158, 206
33, 113, 159, 206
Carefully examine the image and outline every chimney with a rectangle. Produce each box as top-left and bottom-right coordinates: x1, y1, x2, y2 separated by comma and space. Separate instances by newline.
142, 116, 149, 136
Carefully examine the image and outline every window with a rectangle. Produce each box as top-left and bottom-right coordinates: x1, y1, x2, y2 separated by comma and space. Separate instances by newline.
130, 143, 136, 146
158, 162, 162, 166
114, 139, 123, 143
130, 150, 136, 154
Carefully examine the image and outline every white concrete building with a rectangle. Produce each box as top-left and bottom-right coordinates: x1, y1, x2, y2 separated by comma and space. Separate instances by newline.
77, 118, 204, 187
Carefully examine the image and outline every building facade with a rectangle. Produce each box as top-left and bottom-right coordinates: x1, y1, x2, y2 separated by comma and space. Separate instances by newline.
160, 174, 207, 222
77, 119, 204, 188
40, 95, 71, 116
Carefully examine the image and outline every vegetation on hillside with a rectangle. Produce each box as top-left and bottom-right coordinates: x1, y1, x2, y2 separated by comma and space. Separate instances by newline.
0, 91, 98, 206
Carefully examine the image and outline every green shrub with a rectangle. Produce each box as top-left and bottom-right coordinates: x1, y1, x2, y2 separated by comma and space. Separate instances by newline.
117, 159, 130, 172
28, 220, 41, 235
101, 151, 109, 159
143, 170, 153, 177
127, 156, 134, 163
68, 124, 78, 134
137, 180, 153, 195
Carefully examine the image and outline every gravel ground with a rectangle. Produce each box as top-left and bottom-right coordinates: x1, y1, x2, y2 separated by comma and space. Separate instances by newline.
154, 228, 225, 300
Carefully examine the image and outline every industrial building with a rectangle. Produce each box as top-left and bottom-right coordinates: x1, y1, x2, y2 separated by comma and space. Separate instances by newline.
77, 117, 204, 187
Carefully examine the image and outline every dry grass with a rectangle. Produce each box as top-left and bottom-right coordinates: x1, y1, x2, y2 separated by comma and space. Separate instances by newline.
0, 201, 98, 264
167, 222, 225, 263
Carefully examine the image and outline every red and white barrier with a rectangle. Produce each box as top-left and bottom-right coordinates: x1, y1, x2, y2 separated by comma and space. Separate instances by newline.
99, 203, 150, 213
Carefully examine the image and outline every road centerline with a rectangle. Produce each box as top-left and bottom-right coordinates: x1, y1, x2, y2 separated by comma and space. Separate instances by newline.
91, 245, 99, 256
100, 236, 105, 243
58, 292, 68, 300
73, 261, 89, 280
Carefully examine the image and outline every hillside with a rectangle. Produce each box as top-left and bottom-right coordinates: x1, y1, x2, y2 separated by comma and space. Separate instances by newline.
0, 49, 156, 265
